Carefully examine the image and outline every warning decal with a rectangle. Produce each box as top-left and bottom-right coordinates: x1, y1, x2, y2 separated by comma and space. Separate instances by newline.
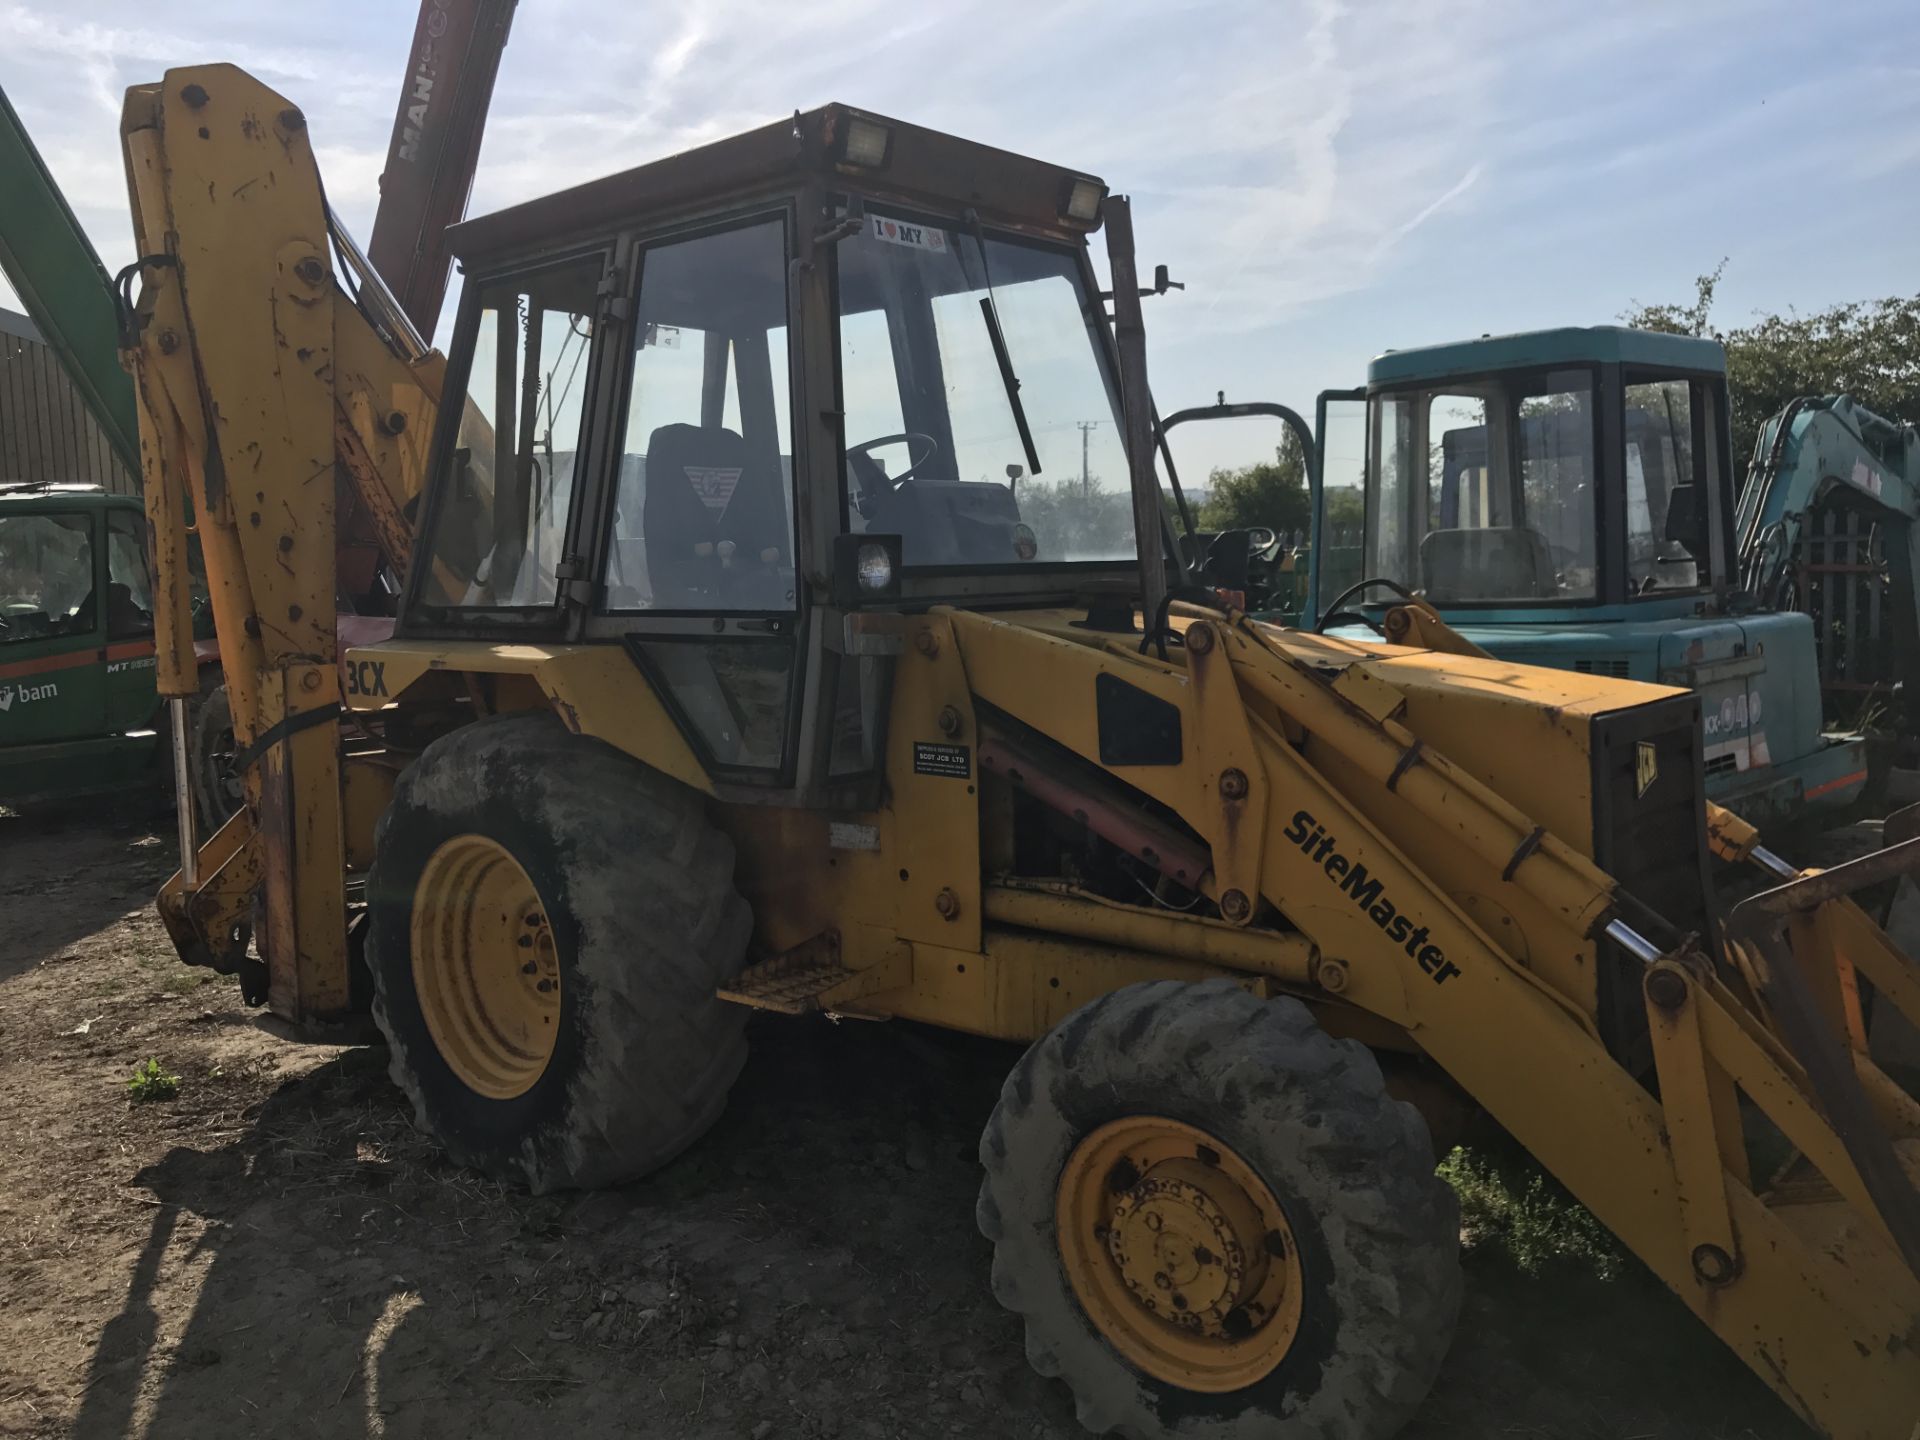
683, 466, 742, 513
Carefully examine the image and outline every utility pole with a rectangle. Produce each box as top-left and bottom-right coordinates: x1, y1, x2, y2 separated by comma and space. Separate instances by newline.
1076, 420, 1100, 497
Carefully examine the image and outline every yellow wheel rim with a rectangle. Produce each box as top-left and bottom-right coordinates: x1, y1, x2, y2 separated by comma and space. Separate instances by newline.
411, 834, 562, 1100
1057, 1117, 1304, 1393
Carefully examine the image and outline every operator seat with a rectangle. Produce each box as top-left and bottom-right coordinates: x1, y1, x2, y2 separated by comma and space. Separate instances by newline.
1420, 526, 1556, 602
643, 424, 789, 608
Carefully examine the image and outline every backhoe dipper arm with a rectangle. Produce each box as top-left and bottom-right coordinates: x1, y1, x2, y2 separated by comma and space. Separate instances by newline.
1737, 399, 1920, 669
119, 67, 442, 1022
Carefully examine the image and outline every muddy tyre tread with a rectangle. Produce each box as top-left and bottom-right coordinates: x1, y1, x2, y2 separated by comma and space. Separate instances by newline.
367, 712, 750, 1194
978, 979, 1461, 1440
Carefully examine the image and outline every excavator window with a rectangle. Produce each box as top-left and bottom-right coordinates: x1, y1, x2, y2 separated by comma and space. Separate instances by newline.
1623, 374, 1710, 594
416, 252, 605, 612
1367, 368, 1599, 604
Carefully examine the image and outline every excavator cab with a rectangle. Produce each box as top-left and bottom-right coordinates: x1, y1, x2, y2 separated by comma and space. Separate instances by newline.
1289, 327, 1868, 829
393, 107, 1134, 800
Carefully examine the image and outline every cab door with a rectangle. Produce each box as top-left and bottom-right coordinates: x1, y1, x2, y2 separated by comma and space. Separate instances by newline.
99, 505, 162, 733
0, 506, 109, 746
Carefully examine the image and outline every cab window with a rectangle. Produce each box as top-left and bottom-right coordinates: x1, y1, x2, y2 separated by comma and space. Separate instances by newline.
602, 217, 795, 613
105, 511, 155, 638
418, 254, 603, 610
1623, 375, 1710, 594
0, 512, 94, 643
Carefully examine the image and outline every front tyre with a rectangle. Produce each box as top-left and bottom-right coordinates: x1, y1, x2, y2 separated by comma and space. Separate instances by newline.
366, 712, 751, 1193
978, 980, 1461, 1440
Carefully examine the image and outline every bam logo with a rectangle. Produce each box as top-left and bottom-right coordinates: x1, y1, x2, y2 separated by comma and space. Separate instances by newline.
0, 680, 58, 712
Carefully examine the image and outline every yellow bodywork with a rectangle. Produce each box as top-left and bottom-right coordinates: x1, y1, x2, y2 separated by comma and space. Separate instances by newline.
341, 609, 1920, 1435
127, 62, 1920, 1440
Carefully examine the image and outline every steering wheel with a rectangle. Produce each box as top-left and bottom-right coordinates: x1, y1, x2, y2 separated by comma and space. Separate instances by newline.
1314, 576, 1421, 635
846, 433, 940, 515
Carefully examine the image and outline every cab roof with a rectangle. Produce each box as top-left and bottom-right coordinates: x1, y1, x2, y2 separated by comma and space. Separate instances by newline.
0, 481, 114, 500
448, 102, 1106, 263
1367, 325, 1726, 388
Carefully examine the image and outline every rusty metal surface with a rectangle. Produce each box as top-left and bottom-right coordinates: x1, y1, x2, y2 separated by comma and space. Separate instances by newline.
1727, 842, 1920, 1280
1734, 837, 1920, 920
448, 104, 1104, 264
977, 730, 1210, 893
1101, 196, 1166, 628
366, 0, 518, 336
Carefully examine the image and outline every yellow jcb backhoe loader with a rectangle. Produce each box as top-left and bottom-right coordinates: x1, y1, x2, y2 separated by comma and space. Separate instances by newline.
123, 63, 1920, 1440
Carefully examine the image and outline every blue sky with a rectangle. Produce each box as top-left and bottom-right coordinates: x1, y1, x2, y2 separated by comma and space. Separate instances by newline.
2, 0, 1916, 480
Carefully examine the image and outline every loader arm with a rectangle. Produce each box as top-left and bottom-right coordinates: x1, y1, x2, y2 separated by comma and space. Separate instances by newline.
120, 67, 445, 1018
943, 605, 1920, 1436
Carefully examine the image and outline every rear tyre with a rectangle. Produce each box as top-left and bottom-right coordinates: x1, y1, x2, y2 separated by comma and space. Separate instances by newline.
978, 980, 1460, 1440
365, 712, 751, 1192
188, 678, 241, 827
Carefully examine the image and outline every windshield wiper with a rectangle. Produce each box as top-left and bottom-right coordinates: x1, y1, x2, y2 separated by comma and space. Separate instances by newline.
965, 209, 1042, 477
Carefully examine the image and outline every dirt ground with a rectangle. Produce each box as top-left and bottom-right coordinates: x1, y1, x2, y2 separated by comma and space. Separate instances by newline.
0, 806, 1805, 1440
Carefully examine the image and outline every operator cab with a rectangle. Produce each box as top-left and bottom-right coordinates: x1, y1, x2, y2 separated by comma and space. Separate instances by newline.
1280, 327, 1863, 827
1343, 327, 1734, 619
398, 106, 1138, 802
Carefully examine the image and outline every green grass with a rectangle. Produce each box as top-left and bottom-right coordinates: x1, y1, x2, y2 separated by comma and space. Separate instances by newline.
156, 967, 211, 996
127, 1057, 181, 1103
1439, 1144, 1625, 1279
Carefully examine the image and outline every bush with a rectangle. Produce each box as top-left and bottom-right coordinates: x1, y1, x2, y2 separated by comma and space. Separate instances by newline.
1439, 1145, 1623, 1279
127, 1057, 180, 1103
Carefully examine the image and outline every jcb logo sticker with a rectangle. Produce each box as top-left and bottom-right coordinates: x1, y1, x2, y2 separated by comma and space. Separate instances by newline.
345, 659, 389, 698
1635, 741, 1658, 799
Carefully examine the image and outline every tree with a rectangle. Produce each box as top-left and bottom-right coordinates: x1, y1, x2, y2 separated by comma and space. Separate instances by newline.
1195, 429, 1311, 535
1622, 264, 1920, 467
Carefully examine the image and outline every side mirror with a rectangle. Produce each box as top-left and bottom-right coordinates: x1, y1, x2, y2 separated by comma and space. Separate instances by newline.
832, 533, 903, 609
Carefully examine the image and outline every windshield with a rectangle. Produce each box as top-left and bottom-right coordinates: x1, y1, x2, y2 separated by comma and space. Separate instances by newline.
1367, 367, 1597, 604
0, 511, 95, 643
836, 209, 1134, 567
